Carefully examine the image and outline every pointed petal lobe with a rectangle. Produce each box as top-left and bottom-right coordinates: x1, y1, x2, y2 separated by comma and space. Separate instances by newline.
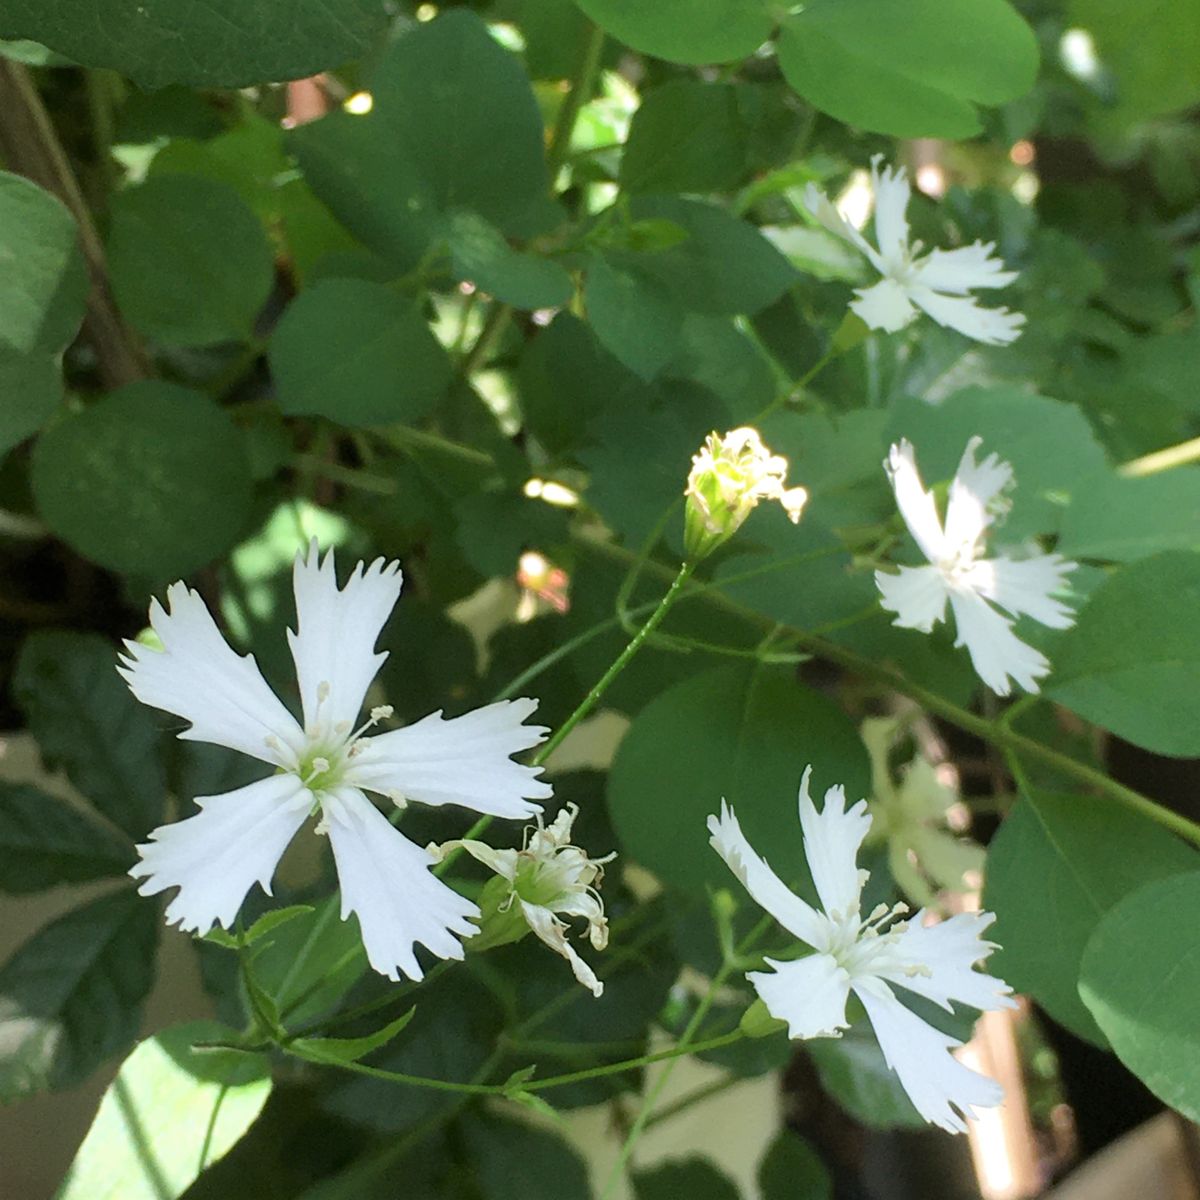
521, 901, 603, 997
802, 182, 880, 268
909, 286, 1025, 345
876, 564, 949, 633
943, 437, 1013, 553
947, 589, 1050, 696
748, 952, 851, 1039
884, 440, 947, 564
869, 156, 912, 264
118, 582, 304, 766
912, 242, 1017, 293
130, 774, 310, 933
322, 787, 479, 982
963, 555, 1076, 628
797, 766, 873, 920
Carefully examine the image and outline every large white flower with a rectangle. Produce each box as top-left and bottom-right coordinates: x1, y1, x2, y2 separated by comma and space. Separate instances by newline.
875, 438, 1077, 696
119, 541, 552, 982
709, 768, 1015, 1134
804, 157, 1025, 345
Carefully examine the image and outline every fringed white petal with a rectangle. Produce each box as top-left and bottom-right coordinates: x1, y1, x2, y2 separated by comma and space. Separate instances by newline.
322, 787, 479, 982
943, 437, 1013, 553
912, 241, 1018, 293
964, 555, 1077, 629
118, 582, 304, 767
707, 799, 827, 947
877, 911, 1017, 1015
287, 541, 403, 738
522, 901, 603, 997
876, 564, 949, 633
802, 182, 881, 268
129, 774, 310, 933
344, 698, 551, 819
854, 978, 1004, 1134
748, 952, 851, 1039
869, 155, 912, 265
851, 277, 917, 333
947, 589, 1050, 696
796, 766, 873, 921
884, 441, 948, 563
909, 286, 1025, 345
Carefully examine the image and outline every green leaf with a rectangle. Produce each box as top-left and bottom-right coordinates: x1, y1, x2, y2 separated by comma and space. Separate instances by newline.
0, 351, 64, 458
633, 1158, 739, 1200
0, 783, 135, 893
0, 0, 388, 89
14, 630, 166, 839
106, 175, 274, 346
665, 314, 775, 415
758, 1132, 832, 1200
271, 279, 451, 426
608, 663, 870, 895
984, 792, 1200, 1043
32, 382, 254, 578
55, 1021, 272, 1200
205, 905, 316, 949
441, 209, 573, 310
0, 890, 158, 1100
574, 0, 773, 64
807, 1025, 924, 1129
1058, 468, 1200, 562
1080, 872, 1200, 1121
461, 1112, 592, 1200
778, 0, 1038, 139
584, 251, 683, 380
621, 81, 746, 194
289, 1008, 416, 1066
1047, 552, 1200, 757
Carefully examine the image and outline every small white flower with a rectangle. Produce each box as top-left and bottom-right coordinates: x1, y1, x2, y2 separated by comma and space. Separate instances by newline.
876, 438, 1077, 696
431, 804, 614, 997
119, 541, 552, 982
708, 768, 1015, 1134
804, 157, 1025, 345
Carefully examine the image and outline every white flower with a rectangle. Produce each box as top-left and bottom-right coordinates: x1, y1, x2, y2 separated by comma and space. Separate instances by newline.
708, 768, 1015, 1134
431, 804, 614, 997
118, 541, 552, 982
804, 157, 1025, 345
875, 438, 1077, 696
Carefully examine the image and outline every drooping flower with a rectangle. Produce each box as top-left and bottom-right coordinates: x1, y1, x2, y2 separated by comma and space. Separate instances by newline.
709, 768, 1015, 1133
875, 438, 1077, 696
862, 716, 984, 911
118, 541, 552, 982
804, 157, 1025, 345
684, 426, 808, 561
430, 804, 614, 996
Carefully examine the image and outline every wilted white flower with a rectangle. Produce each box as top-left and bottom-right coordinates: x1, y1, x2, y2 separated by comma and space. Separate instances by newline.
684, 426, 808, 561
119, 541, 552, 982
709, 768, 1015, 1133
875, 438, 1076, 696
431, 804, 614, 996
804, 157, 1025, 345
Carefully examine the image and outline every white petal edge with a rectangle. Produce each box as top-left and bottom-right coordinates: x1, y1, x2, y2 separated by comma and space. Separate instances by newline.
322, 787, 479, 982
869, 156, 912, 265
118, 582, 305, 768
707, 800, 827, 947
748, 952, 851, 1040
876, 564, 949, 633
884, 440, 947, 564
911, 241, 1018, 293
943, 436, 1013, 554
797, 766, 873, 921
964, 555, 1077, 629
287, 541, 403, 738
909, 286, 1026, 346
854, 978, 1005, 1134
130, 774, 311, 933
522, 901, 603, 998
851, 277, 917, 334
802, 182, 880, 268
344, 698, 550, 819
947, 589, 1050, 696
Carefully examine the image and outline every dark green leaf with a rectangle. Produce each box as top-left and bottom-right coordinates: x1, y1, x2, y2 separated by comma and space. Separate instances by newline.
574, 0, 773, 64
14, 630, 166, 839
807, 1025, 924, 1128
584, 251, 683, 380
32, 381, 254, 578
442, 209, 573, 310
0, 783, 134, 893
758, 1132, 832, 1200
0, 889, 158, 1100
0, 351, 63, 458
633, 1159, 738, 1200
461, 1112, 592, 1200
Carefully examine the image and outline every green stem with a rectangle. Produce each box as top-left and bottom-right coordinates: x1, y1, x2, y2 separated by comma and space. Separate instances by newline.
460, 301, 514, 377
545, 22, 606, 179
1120, 435, 1200, 478
377, 424, 494, 468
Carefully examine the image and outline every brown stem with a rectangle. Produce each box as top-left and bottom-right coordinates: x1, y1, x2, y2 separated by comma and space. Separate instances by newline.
0, 60, 147, 388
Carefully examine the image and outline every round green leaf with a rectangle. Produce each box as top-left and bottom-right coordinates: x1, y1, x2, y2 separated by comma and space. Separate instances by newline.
1080, 872, 1200, 1121
778, 0, 1038, 138
575, 0, 773, 64
758, 1132, 832, 1200
32, 382, 253, 577
584, 251, 683, 380
107, 175, 274, 346
608, 663, 870, 895
1047, 552, 1200, 757
271, 279, 451, 426
442, 210, 573, 310
0, 351, 62, 457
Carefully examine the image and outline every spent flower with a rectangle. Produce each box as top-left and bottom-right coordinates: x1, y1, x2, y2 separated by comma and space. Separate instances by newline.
684, 426, 807, 561
431, 804, 614, 996
119, 541, 551, 982
805, 156, 1024, 345
875, 437, 1077, 696
709, 767, 1015, 1133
